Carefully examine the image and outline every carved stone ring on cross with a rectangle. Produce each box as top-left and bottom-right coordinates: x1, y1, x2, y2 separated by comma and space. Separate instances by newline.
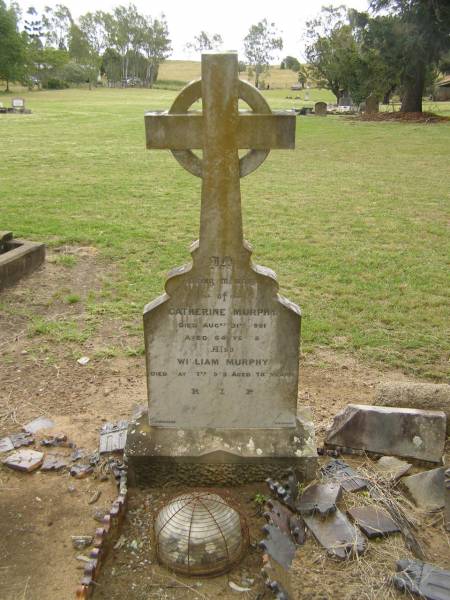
169, 79, 271, 178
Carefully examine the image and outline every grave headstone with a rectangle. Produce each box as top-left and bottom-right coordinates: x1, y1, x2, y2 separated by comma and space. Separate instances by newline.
12, 97, 25, 112
314, 101, 327, 116
126, 52, 317, 486
365, 94, 379, 114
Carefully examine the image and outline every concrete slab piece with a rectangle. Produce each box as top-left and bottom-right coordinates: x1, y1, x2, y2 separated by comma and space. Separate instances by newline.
347, 506, 400, 538
303, 508, 367, 560
375, 456, 412, 480
402, 468, 445, 511
394, 559, 450, 600
325, 404, 446, 463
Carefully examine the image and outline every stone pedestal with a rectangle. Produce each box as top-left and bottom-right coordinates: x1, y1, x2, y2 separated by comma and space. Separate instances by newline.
126, 408, 317, 487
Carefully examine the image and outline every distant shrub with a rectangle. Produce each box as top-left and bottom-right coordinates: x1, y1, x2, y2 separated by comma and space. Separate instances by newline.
45, 78, 69, 90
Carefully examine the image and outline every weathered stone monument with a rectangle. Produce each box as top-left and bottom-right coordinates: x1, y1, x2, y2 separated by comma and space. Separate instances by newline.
365, 94, 379, 114
314, 101, 327, 116
126, 52, 317, 486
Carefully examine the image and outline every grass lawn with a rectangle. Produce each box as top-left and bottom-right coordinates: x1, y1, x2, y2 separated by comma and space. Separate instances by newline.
1, 86, 449, 379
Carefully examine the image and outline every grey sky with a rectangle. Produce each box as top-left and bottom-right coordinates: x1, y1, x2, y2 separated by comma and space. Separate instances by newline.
16, 0, 369, 60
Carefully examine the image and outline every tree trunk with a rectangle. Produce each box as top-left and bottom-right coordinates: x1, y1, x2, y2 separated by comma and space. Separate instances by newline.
6, 79, 9, 92
400, 62, 425, 113
383, 88, 392, 105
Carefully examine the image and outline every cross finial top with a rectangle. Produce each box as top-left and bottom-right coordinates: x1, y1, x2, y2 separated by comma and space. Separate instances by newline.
145, 52, 295, 260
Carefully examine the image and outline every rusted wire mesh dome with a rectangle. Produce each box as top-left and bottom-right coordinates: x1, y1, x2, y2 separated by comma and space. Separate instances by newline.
154, 491, 247, 576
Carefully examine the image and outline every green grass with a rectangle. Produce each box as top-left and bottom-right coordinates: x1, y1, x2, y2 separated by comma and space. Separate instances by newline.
1, 87, 449, 379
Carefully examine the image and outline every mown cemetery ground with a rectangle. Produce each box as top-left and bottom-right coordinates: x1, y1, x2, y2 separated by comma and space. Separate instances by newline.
0, 86, 449, 599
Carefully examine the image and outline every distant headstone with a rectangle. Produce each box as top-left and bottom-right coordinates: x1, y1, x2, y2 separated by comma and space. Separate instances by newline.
365, 94, 379, 114
12, 97, 25, 111
126, 52, 317, 487
314, 101, 327, 116
339, 94, 353, 107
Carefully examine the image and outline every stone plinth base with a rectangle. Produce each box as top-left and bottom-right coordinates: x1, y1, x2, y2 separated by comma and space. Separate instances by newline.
0, 234, 45, 290
126, 409, 317, 487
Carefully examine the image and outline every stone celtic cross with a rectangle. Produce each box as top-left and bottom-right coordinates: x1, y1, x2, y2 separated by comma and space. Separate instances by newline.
145, 52, 295, 262
143, 52, 302, 431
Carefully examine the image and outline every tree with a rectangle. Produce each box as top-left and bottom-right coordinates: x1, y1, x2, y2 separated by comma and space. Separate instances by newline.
186, 31, 222, 53
42, 4, 73, 50
102, 4, 142, 81
297, 65, 309, 89
141, 15, 171, 87
305, 6, 362, 104
370, 0, 450, 112
244, 19, 283, 88
281, 56, 300, 72
68, 23, 100, 88
0, 0, 27, 91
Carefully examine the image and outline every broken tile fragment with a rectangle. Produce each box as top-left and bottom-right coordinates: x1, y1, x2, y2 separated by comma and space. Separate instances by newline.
402, 468, 445, 511
321, 459, 368, 492
71, 448, 86, 462
70, 464, 94, 479
41, 433, 72, 447
347, 506, 400, 539
375, 456, 412, 480
0, 432, 35, 452
393, 559, 450, 600
297, 482, 342, 516
3, 449, 43, 472
23, 416, 55, 434
41, 453, 69, 471
72, 536, 93, 550
325, 404, 446, 463
99, 421, 128, 453
303, 509, 367, 560
0, 437, 14, 453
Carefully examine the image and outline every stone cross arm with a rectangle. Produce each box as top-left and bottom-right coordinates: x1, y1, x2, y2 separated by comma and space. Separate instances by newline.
145, 112, 295, 151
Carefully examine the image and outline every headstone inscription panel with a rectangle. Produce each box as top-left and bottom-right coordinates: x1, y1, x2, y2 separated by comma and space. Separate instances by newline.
126, 52, 317, 486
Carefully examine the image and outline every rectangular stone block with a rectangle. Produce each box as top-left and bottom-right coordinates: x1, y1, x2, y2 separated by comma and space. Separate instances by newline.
325, 404, 446, 463
0, 236, 45, 290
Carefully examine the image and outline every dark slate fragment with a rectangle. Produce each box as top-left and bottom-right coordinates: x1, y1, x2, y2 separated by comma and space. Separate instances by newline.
297, 482, 342, 516
264, 499, 293, 537
321, 459, 368, 492
393, 559, 450, 600
259, 524, 297, 570
347, 506, 400, 539
289, 514, 306, 545
303, 508, 367, 560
